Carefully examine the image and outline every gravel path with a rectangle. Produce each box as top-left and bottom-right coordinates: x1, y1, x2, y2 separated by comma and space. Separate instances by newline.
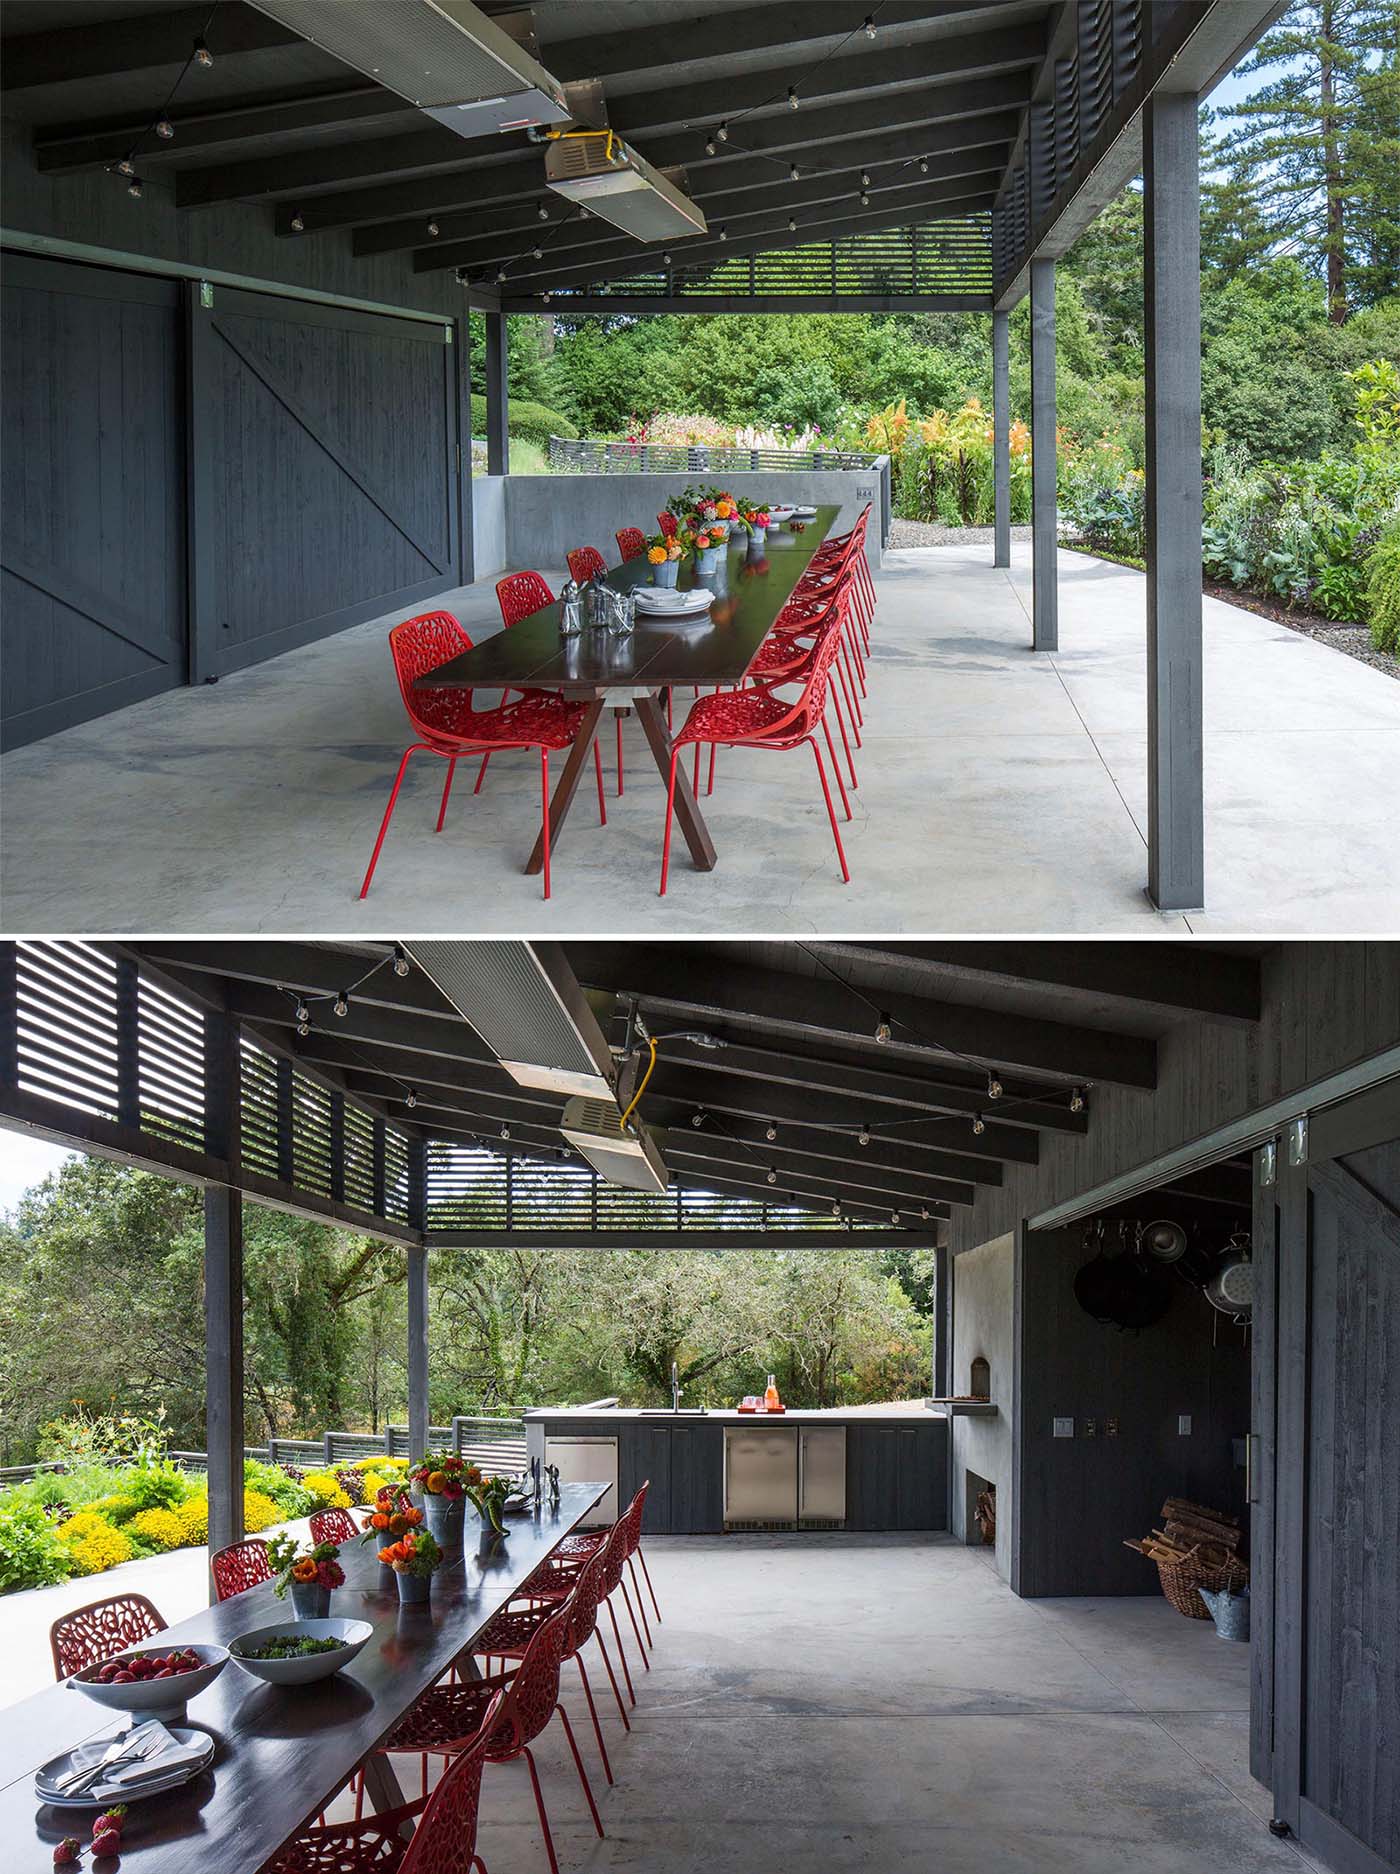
887, 520, 1033, 548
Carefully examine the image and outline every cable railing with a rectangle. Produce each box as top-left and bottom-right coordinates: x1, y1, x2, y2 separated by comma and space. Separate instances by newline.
548, 437, 883, 476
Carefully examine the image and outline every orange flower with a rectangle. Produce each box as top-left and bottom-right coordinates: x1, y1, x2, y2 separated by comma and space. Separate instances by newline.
370, 1511, 389, 1529
402, 1505, 423, 1526
426, 1470, 447, 1494
388, 1511, 410, 1534
292, 1557, 318, 1583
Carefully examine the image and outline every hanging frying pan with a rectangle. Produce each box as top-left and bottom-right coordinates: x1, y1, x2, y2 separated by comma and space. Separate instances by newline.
1074, 1221, 1172, 1331
1139, 1218, 1189, 1263
1204, 1230, 1253, 1322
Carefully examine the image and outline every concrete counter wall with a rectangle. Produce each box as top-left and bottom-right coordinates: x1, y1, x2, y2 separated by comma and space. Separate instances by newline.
470, 468, 884, 582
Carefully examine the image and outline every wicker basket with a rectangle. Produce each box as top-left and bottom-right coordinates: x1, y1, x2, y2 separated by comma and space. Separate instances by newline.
1157, 1550, 1249, 1619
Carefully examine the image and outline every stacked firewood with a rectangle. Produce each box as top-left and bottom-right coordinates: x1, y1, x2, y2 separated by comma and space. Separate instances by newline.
974, 1485, 996, 1546
1124, 1497, 1244, 1571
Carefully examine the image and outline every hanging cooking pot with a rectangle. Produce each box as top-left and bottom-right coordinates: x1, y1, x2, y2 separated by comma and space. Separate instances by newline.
1074, 1222, 1171, 1330
1074, 1223, 1122, 1324
1139, 1218, 1189, 1263
1204, 1230, 1253, 1322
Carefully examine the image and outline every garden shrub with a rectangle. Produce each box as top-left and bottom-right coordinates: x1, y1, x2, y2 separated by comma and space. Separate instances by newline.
57, 1511, 135, 1577
357, 1470, 390, 1500
0, 1497, 72, 1591
120, 1461, 191, 1514
299, 1471, 352, 1511
469, 393, 577, 449
241, 1489, 284, 1534
128, 1506, 187, 1551
90, 1493, 141, 1524
1366, 522, 1400, 654
335, 1467, 367, 1506
244, 1458, 314, 1519
175, 1496, 209, 1545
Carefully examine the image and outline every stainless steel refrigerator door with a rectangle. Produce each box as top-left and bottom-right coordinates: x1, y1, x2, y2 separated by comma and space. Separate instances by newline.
542, 1436, 619, 1527
798, 1425, 847, 1524
723, 1427, 798, 1525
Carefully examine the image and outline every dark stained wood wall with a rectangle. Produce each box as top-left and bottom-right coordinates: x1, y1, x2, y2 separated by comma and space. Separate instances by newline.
950, 944, 1400, 1255
1013, 1221, 1251, 1598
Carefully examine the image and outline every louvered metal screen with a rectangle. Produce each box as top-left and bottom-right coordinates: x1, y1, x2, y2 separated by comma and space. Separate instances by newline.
344, 1100, 376, 1215
425, 1141, 883, 1234
136, 971, 204, 1151
291, 1069, 334, 1199
562, 217, 992, 302
14, 940, 120, 1121
383, 1125, 412, 1224
240, 1039, 281, 1180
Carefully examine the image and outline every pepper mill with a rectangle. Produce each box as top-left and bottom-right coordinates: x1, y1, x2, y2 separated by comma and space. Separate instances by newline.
559, 578, 582, 637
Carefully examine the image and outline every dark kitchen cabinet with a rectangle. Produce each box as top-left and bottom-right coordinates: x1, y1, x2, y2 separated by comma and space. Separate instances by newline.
846, 1423, 944, 1531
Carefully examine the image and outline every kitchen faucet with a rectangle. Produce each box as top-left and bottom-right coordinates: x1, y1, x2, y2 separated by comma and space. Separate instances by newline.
671, 1360, 682, 1411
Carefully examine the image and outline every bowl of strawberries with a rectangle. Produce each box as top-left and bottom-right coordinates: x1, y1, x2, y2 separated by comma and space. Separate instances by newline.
69, 1642, 229, 1722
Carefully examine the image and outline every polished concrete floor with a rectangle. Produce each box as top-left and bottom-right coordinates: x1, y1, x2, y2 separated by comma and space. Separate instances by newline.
0, 1534, 1323, 1872
3, 544, 1397, 934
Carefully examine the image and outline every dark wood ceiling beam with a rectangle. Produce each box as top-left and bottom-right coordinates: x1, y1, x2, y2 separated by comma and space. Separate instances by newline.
568, 946, 1156, 1089
179, 21, 1040, 209
490, 188, 995, 291
2, 2, 299, 91
34, 85, 404, 174
643, 1102, 999, 1189
431, 169, 1000, 278
645, 1046, 1066, 1140
217, 981, 501, 1065
137, 940, 463, 1022
354, 111, 1018, 258
666, 1167, 935, 1227
664, 1136, 960, 1215
542, 3, 1007, 83
808, 942, 1264, 1025
280, 73, 1028, 235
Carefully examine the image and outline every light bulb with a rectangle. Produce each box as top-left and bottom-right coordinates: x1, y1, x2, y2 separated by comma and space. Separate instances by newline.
533, 246, 543, 259
496, 269, 507, 284
333, 993, 349, 1018
860, 171, 871, 187
405, 1089, 418, 1109
716, 122, 729, 142
891, 1210, 900, 1226
290, 211, 305, 232
1070, 1087, 1085, 1113
987, 1073, 1003, 1101
193, 38, 213, 68
858, 1126, 871, 1147
920, 1207, 930, 1221
874, 1012, 892, 1044
537, 203, 549, 221
719, 226, 727, 240
393, 945, 409, 977
767, 1168, 777, 1184
692, 1110, 706, 1128
788, 217, 797, 231
295, 1001, 310, 1025
860, 191, 870, 206
789, 163, 800, 181
864, 14, 877, 35
127, 175, 144, 197
972, 1113, 986, 1136
831, 1202, 840, 1218
427, 220, 440, 237
156, 117, 174, 140
705, 138, 717, 156
116, 158, 135, 176
500, 1124, 511, 1141
296, 1020, 309, 1037
766, 1122, 778, 1141
919, 158, 929, 174
788, 86, 800, 109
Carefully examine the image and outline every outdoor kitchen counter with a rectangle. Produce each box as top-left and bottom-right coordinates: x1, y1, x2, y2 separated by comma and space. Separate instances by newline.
525, 1408, 948, 1534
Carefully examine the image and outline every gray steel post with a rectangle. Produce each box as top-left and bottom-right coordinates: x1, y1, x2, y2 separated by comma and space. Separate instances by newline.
484, 310, 509, 476
1030, 259, 1057, 650
1144, 92, 1205, 911
407, 1246, 429, 1461
993, 309, 1011, 568
203, 1184, 244, 1576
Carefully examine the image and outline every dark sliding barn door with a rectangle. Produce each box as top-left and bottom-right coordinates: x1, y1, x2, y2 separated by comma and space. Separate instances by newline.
1, 256, 186, 750
1253, 1082, 1400, 1874
187, 283, 458, 681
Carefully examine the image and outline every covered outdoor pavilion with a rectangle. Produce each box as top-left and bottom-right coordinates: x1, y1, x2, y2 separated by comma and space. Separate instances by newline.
2, 0, 1291, 919
1, 937, 1397, 1874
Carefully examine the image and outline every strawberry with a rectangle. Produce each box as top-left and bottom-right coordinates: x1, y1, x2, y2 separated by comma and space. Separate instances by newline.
93, 1810, 125, 1841
53, 1841, 81, 1865
91, 1830, 120, 1861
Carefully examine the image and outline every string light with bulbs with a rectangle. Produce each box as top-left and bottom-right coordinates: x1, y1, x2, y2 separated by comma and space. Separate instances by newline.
105, 2, 222, 202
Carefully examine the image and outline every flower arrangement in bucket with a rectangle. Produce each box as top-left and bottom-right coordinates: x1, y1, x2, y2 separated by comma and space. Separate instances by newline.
463, 1470, 515, 1537
267, 1531, 345, 1620
738, 503, 771, 547
360, 1482, 423, 1583
377, 1526, 443, 1604
645, 529, 688, 588
683, 523, 725, 575
409, 1453, 472, 1549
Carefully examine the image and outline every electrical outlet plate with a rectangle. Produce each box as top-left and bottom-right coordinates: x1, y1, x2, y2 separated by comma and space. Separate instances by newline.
1178, 1414, 1192, 1436
1052, 1416, 1074, 1438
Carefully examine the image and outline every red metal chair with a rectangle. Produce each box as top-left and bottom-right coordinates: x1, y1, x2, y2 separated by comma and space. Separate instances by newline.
358, 611, 605, 903
473, 1541, 627, 1783
615, 527, 647, 563
266, 1688, 503, 1874
496, 569, 555, 631
50, 1593, 167, 1680
211, 1538, 273, 1601
532, 1482, 662, 1634
382, 1596, 603, 1874
660, 606, 852, 895
656, 511, 678, 539
566, 544, 608, 585
515, 1496, 650, 1704
309, 1507, 362, 1547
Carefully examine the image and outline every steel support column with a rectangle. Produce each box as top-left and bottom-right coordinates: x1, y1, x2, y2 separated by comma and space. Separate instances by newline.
484, 310, 509, 477
406, 1136, 429, 1460
1144, 92, 1205, 911
202, 1002, 243, 1590
1029, 259, 1057, 650
993, 310, 1011, 568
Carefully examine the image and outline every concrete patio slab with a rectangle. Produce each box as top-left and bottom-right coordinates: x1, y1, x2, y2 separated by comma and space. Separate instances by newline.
2, 544, 1396, 934
1, 1534, 1323, 1873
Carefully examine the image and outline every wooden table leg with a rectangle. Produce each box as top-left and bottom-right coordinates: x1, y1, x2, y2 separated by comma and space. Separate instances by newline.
360, 1750, 412, 1831
525, 698, 606, 876
634, 692, 717, 872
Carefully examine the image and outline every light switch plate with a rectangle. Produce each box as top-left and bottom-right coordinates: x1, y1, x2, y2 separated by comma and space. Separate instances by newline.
1178, 1414, 1192, 1436
1053, 1416, 1074, 1438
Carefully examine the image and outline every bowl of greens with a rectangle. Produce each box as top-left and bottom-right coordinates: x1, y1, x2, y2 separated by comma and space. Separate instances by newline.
227, 1617, 374, 1686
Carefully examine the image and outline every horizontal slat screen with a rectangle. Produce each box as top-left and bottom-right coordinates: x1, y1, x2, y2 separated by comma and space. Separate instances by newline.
14, 940, 120, 1121
383, 1125, 412, 1224
344, 1100, 377, 1215
560, 217, 992, 302
136, 970, 204, 1151
290, 1068, 334, 1199
239, 1039, 281, 1180
425, 1142, 882, 1234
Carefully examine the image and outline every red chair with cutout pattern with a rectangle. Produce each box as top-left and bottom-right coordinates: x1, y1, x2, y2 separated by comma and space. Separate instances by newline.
309, 1507, 362, 1547
211, 1538, 273, 1602
51, 1594, 167, 1680
615, 527, 647, 563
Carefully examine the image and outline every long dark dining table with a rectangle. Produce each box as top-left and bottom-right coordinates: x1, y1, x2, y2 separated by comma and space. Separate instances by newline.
0, 1482, 607, 1871
415, 505, 841, 876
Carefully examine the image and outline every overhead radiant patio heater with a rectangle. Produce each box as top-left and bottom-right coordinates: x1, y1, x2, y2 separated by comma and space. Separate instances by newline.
544, 130, 707, 242
249, 0, 572, 136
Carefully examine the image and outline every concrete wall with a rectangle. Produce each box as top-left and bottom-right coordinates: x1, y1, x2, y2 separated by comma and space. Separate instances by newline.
950, 1233, 1016, 1585
949, 944, 1400, 1254
471, 475, 508, 581
497, 470, 885, 573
